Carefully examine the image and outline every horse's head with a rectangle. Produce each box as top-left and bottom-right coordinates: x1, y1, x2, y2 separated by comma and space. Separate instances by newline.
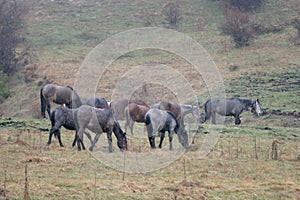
114, 121, 128, 151
252, 99, 263, 116
177, 124, 189, 148
191, 105, 202, 123
118, 131, 128, 151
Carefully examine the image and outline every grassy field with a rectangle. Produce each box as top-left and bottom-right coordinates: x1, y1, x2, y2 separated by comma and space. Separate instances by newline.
0, 0, 299, 199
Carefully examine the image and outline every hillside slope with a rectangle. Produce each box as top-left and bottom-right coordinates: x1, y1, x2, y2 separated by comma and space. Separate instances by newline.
1, 0, 299, 121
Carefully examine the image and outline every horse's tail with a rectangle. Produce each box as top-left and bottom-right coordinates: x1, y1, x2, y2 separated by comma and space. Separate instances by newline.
49, 110, 58, 137
202, 99, 211, 123
40, 87, 46, 118
145, 114, 151, 126
167, 111, 180, 132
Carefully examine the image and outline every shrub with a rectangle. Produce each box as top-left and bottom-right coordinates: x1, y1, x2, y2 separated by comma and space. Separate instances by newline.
162, 1, 181, 28
225, 0, 264, 12
0, 71, 9, 103
220, 8, 255, 47
291, 17, 300, 45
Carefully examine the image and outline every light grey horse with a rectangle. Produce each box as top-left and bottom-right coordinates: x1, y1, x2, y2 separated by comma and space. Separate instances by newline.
145, 108, 189, 150
74, 105, 127, 152
201, 98, 263, 125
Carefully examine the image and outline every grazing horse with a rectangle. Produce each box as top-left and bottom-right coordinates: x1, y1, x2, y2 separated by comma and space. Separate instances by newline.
47, 97, 109, 148
83, 97, 109, 109
202, 98, 263, 125
151, 101, 201, 124
47, 106, 92, 149
124, 102, 150, 135
145, 108, 189, 150
40, 84, 82, 118
110, 98, 148, 120
75, 105, 127, 152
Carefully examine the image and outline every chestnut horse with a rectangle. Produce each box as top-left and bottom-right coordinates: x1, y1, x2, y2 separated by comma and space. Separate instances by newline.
124, 102, 150, 135
110, 98, 148, 120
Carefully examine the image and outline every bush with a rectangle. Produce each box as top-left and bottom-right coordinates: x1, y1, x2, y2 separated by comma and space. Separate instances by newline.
225, 0, 264, 12
162, 1, 181, 28
220, 8, 255, 47
0, 71, 9, 103
291, 17, 300, 45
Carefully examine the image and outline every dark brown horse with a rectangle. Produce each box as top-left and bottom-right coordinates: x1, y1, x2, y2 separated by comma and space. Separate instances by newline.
40, 84, 82, 118
110, 98, 148, 120
124, 102, 150, 135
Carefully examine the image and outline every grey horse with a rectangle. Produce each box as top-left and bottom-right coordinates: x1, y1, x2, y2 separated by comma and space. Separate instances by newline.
145, 108, 189, 150
201, 98, 263, 125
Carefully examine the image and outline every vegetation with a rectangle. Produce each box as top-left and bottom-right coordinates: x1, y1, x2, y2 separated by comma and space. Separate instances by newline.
0, 0, 29, 102
0, 0, 299, 199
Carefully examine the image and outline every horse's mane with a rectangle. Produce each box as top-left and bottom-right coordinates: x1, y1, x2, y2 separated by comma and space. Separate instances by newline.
166, 111, 179, 129
66, 85, 74, 90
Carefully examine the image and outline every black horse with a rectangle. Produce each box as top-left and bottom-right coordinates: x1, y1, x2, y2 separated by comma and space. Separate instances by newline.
47, 106, 92, 149
201, 98, 263, 125
40, 84, 82, 118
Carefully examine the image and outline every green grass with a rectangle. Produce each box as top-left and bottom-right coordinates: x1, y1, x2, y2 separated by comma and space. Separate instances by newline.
0, 0, 299, 199
0, 118, 299, 199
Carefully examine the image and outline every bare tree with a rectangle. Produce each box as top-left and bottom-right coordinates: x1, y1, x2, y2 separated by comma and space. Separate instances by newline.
0, 0, 28, 75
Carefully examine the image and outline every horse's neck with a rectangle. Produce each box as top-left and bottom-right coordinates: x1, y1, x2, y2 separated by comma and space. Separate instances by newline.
238, 98, 254, 109
180, 105, 193, 117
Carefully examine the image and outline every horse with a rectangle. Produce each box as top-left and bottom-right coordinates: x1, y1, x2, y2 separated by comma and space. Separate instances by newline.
124, 102, 150, 135
40, 84, 82, 118
47, 97, 109, 148
47, 106, 93, 149
75, 105, 127, 152
201, 98, 263, 125
110, 98, 148, 120
83, 97, 109, 109
151, 101, 202, 124
145, 108, 189, 150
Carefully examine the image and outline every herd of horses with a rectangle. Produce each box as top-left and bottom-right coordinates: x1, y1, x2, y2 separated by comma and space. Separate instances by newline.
41, 83, 263, 152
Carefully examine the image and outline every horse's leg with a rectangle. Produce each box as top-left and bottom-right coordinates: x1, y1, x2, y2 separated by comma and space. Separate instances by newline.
77, 128, 85, 151
84, 130, 93, 146
129, 120, 134, 135
47, 128, 55, 146
168, 131, 174, 150
106, 130, 113, 152
148, 136, 156, 149
56, 130, 64, 147
211, 112, 216, 124
72, 132, 77, 147
46, 103, 51, 119
89, 133, 99, 152
158, 131, 165, 148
